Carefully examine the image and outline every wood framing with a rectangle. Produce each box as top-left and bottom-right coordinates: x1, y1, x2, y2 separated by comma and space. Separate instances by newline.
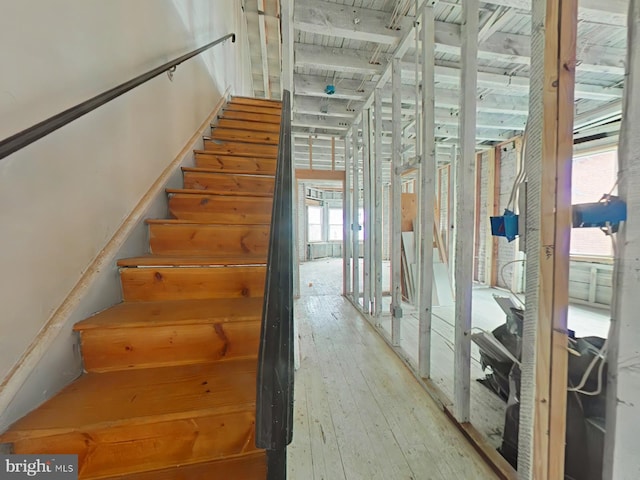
352, 124, 361, 306
331, 137, 336, 171
474, 153, 482, 281
418, 3, 436, 380
448, 144, 457, 278
604, 1, 640, 478
484, 148, 496, 285
373, 89, 383, 319
490, 145, 501, 287
519, 0, 577, 478
362, 111, 372, 313
295, 169, 345, 181
343, 134, 352, 296
391, 57, 403, 345
454, 0, 478, 424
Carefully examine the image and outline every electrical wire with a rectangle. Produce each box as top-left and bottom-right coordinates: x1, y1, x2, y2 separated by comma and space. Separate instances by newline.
506, 122, 528, 212
500, 259, 526, 308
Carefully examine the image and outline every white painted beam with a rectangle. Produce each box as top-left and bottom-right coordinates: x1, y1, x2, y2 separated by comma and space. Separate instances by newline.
294, 0, 411, 45
281, 0, 294, 95
294, 74, 376, 101
405, 64, 624, 101
428, 19, 625, 75
343, 132, 352, 296
480, 0, 626, 26
391, 57, 403, 346
293, 96, 362, 119
293, 113, 351, 131
373, 88, 384, 319
295, 43, 385, 76
257, 0, 270, 98
418, 3, 436, 380
453, 0, 477, 424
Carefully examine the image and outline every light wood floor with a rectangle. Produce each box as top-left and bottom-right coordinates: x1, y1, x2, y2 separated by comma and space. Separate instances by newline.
289, 259, 498, 480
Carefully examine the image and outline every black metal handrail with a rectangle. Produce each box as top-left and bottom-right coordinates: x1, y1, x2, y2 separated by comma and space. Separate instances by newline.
256, 89, 294, 479
0, 33, 235, 161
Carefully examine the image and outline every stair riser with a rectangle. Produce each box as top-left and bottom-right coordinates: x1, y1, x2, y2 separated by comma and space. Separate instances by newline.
120, 266, 266, 302
169, 195, 273, 224
223, 104, 281, 116
203, 140, 278, 158
12, 411, 258, 480
80, 320, 261, 372
216, 118, 280, 133
149, 224, 270, 256
211, 129, 279, 145
194, 154, 276, 175
183, 172, 274, 195
220, 110, 282, 124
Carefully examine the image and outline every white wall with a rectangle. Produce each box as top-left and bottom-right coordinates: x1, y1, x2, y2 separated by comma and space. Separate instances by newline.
0, 0, 252, 429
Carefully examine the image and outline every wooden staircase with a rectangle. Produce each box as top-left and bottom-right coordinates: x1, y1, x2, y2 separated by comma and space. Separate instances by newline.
0, 96, 283, 479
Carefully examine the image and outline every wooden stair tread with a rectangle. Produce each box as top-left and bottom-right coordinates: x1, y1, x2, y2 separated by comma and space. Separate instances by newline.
145, 219, 271, 226
166, 187, 272, 198
219, 110, 282, 124
211, 128, 279, 145
193, 150, 277, 158
74, 298, 264, 331
0, 359, 257, 441
182, 166, 274, 177
117, 255, 267, 267
108, 451, 267, 480
203, 140, 278, 158
215, 118, 281, 133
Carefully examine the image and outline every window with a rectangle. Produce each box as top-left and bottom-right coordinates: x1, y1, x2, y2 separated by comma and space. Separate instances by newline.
570, 150, 617, 257
307, 206, 323, 242
329, 208, 343, 241
358, 208, 364, 241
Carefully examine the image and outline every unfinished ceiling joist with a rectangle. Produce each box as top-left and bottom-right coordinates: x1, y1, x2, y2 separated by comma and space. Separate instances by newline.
294, 0, 412, 45
481, 0, 626, 26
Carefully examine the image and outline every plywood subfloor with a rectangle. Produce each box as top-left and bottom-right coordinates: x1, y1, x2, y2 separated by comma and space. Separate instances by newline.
290, 259, 498, 480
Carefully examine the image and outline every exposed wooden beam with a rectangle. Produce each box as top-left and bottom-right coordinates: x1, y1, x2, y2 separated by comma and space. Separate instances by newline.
418, 3, 436, 380
480, 0, 626, 26
427, 19, 625, 75
519, 0, 576, 477
373, 88, 384, 319
294, 74, 376, 101
343, 133, 352, 295
292, 113, 351, 131
406, 64, 623, 101
257, 0, 271, 98
295, 169, 346, 181
391, 57, 403, 346
453, 0, 478, 424
295, 43, 385, 76
281, 0, 294, 94
294, 0, 411, 45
